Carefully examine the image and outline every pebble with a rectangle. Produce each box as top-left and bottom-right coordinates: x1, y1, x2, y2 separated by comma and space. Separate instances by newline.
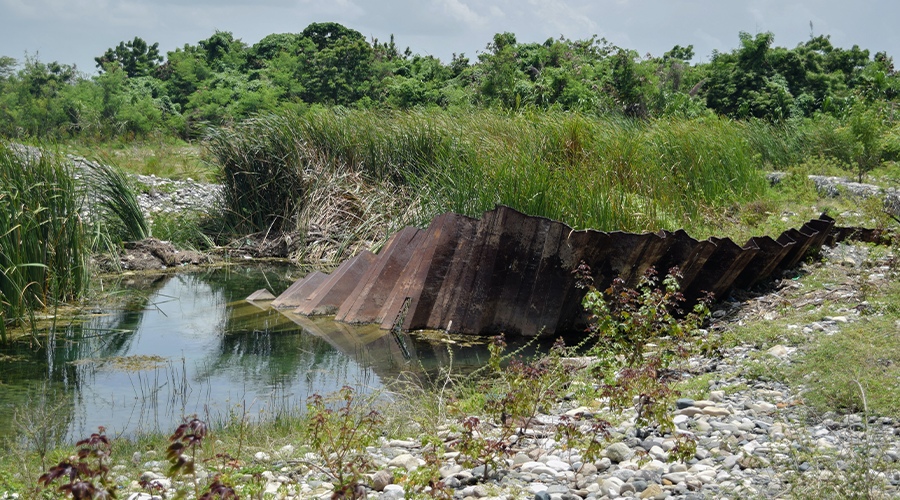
372, 470, 393, 491
110, 239, 900, 500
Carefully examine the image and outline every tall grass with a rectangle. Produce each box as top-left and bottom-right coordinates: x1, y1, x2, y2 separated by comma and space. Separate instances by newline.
0, 144, 89, 342
83, 159, 149, 242
206, 114, 310, 235
207, 109, 782, 241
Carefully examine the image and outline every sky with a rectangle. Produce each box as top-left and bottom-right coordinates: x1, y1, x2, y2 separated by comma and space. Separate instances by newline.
1, 0, 898, 75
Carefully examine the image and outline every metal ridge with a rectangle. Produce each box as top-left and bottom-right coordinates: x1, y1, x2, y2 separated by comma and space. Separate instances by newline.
252, 206, 882, 336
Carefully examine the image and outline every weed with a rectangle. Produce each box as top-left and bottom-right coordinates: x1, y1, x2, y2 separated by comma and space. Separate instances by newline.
83, 158, 149, 243
452, 416, 509, 482
37, 427, 115, 500
12, 385, 71, 469
579, 263, 711, 456
790, 316, 900, 415
552, 415, 611, 471
304, 386, 382, 489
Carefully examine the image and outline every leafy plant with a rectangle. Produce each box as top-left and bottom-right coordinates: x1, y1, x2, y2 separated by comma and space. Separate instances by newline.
579, 263, 711, 453
553, 415, 611, 472
37, 427, 115, 500
304, 386, 382, 489
0, 144, 88, 342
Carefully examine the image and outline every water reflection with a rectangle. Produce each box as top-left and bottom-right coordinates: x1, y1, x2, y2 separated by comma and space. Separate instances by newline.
0, 265, 570, 443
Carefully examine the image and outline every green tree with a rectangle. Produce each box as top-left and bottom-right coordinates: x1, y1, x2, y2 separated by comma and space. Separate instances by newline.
299, 23, 375, 104
198, 31, 248, 71
95, 37, 163, 77
0, 56, 16, 80
703, 32, 796, 120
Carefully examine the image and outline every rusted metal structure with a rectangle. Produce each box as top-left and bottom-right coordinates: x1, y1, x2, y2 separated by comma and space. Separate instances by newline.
250, 205, 864, 336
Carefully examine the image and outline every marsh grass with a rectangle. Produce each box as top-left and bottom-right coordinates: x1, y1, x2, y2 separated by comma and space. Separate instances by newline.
207, 108, 790, 247
83, 158, 149, 243
0, 143, 89, 342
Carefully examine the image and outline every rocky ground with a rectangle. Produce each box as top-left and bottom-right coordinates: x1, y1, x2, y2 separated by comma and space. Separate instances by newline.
107, 243, 900, 500
8, 143, 222, 220
6, 143, 899, 499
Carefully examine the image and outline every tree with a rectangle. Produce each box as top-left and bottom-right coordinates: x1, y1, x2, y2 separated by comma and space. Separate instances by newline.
249, 33, 304, 68
610, 49, 648, 116
0, 56, 16, 80
198, 31, 248, 70
703, 32, 796, 119
95, 37, 163, 77
301, 22, 365, 51
664, 45, 694, 62
298, 23, 375, 104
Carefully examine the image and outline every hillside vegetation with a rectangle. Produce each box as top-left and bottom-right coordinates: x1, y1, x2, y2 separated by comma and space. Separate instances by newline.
0, 24, 898, 140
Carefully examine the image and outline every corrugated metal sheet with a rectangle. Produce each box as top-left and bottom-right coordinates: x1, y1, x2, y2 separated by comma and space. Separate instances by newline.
255, 205, 881, 336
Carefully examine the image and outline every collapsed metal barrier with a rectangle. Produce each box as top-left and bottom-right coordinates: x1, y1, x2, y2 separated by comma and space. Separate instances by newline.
249, 205, 886, 336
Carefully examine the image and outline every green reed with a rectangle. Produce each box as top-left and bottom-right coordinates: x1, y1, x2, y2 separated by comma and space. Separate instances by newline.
0, 144, 89, 341
206, 108, 800, 241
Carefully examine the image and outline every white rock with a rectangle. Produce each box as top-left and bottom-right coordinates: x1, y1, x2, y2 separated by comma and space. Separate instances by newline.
600, 477, 624, 497
527, 484, 548, 494
254, 452, 271, 462
388, 453, 414, 468
545, 460, 571, 472
662, 472, 688, 484
703, 407, 731, 417
520, 461, 544, 472
382, 484, 405, 500
766, 345, 788, 357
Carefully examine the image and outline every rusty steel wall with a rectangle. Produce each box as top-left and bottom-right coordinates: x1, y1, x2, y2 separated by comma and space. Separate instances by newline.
250, 205, 877, 336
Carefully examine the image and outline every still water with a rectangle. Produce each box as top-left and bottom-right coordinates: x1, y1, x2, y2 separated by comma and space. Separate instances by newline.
0, 265, 563, 443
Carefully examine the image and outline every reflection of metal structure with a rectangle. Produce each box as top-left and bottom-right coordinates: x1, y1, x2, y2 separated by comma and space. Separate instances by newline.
253, 205, 879, 336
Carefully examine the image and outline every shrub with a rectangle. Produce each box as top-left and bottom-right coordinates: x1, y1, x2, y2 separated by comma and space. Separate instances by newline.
579, 263, 712, 455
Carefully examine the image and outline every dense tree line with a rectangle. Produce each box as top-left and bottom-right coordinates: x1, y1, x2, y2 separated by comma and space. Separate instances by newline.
0, 22, 898, 140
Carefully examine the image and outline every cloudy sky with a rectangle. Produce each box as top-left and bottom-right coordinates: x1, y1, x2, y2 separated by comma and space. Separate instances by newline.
1, 0, 898, 74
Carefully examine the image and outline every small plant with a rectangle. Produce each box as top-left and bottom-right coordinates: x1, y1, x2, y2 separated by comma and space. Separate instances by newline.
578, 263, 712, 456
395, 435, 452, 500
553, 415, 611, 472
304, 386, 382, 489
198, 480, 239, 500
166, 416, 208, 477
84, 158, 149, 242
453, 335, 579, 482
452, 416, 510, 482
37, 427, 115, 500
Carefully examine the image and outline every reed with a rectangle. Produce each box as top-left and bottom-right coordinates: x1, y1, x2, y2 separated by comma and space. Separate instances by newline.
83, 158, 149, 242
206, 108, 822, 253
0, 143, 89, 341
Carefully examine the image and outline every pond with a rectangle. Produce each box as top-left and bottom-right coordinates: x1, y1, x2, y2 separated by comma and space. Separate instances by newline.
0, 264, 572, 444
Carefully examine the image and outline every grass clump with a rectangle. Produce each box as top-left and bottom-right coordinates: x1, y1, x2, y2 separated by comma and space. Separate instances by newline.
0, 143, 89, 342
205, 113, 310, 236
205, 109, 775, 244
83, 158, 149, 243
791, 315, 900, 416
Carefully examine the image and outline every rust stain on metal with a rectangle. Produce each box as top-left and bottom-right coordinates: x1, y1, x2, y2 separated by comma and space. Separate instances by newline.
271, 271, 327, 309
252, 205, 885, 336
294, 251, 377, 316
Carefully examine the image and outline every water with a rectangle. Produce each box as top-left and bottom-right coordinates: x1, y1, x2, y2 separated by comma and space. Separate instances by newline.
0, 264, 564, 443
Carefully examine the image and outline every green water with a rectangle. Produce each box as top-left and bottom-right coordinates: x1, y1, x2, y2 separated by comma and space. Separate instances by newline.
0, 265, 557, 443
